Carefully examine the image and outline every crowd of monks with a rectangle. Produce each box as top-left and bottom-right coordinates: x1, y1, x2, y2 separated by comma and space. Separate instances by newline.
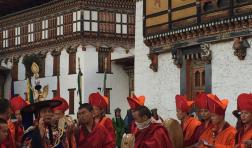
0, 92, 252, 148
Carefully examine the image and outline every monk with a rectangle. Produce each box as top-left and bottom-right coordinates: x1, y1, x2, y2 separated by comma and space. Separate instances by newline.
89, 92, 115, 143
175, 95, 201, 147
75, 103, 114, 147
134, 106, 173, 148
199, 94, 236, 148
126, 95, 145, 134
9, 95, 28, 148
0, 98, 15, 148
235, 93, 252, 148
52, 96, 76, 148
195, 93, 212, 136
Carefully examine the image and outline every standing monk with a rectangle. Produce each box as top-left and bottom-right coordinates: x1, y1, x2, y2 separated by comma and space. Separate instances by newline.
88, 92, 115, 143
51, 96, 76, 148
126, 95, 145, 134
75, 103, 114, 147
21, 98, 62, 148
175, 95, 201, 147
199, 94, 236, 148
0, 98, 15, 148
133, 106, 173, 148
9, 95, 28, 147
195, 93, 213, 136
235, 93, 252, 148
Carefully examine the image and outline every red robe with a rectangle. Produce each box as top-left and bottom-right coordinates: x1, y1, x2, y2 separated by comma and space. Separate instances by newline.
1, 129, 15, 148
98, 116, 116, 142
134, 123, 173, 148
76, 123, 115, 148
182, 117, 201, 147
199, 122, 236, 148
198, 121, 213, 136
236, 125, 252, 148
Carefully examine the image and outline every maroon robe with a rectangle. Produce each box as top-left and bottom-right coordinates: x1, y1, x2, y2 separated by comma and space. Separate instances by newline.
134, 123, 173, 148
1, 129, 15, 148
76, 123, 115, 148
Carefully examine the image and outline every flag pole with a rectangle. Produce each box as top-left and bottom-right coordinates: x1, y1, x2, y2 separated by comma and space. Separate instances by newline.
78, 57, 83, 105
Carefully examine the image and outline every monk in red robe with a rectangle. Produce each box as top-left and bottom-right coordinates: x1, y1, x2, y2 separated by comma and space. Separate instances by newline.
175, 95, 201, 147
133, 105, 173, 148
89, 92, 116, 143
235, 93, 252, 148
195, 93, 213, 136
199, 94, 236, 148
0, 98, 15, 148
9, 95, 28, 148
75, 103, 114, 148
52, 96, 76, 148
126, 95, 145, 134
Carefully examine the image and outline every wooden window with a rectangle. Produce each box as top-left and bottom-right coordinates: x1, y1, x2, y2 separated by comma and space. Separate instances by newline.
84, 10, 98, 32
186, 60, 206, 99
28, 23, 34, 43
42, 20, 48, 39
68, 88, 75, 114
73, 11, 81, 32
49, 18, 57, 39
67, 48, 77, 74
99, 11, 115, 33
52, 52, 61, 76
98, 48, 112, 73
34, 22, 42, 42
57, 15, 64, 36
11, 59, 19, 81
15, 27, 21, 46
116, 13, 128, 34
104, 88, 111, 114
2, 30, 8, 48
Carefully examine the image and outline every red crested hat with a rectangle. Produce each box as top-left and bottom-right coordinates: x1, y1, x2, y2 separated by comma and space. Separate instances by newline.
207, 94, 228, 116
175, 95, 194, 113
89, 92, 108, 109
10, 96, 28, 113
237, 93, 252, 112
195, 93, 210, 109
127, 95, 145, 110
52, 96, 69, 112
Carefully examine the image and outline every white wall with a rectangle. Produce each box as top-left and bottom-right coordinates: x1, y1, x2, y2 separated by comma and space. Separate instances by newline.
9, 45, 130, 118
134, 1, 180, 120
211, 38, 252, 126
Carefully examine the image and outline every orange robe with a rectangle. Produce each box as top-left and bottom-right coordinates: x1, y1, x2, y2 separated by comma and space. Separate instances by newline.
236, 125, 252, 148
198, 121, 213, 136
76, 123, 115, 148
199, 122, 236, 148
99, 116, 116, 142
134, 123, 173, 148
182, 117, 201, 147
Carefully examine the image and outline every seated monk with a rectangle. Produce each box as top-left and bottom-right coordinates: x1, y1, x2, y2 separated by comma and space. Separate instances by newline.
199, 94, 236, 148
175, 95, 201, 147
235, 93, 252, 148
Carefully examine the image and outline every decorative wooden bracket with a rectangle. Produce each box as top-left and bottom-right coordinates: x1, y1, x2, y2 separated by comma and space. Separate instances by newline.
200, 43, 212, 64
233, 37, 250, 60
148, 53, 158, 72
171, 48, 183, 68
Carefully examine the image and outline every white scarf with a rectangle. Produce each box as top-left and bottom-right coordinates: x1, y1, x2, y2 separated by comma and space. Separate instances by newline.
135, 119, 151, 130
